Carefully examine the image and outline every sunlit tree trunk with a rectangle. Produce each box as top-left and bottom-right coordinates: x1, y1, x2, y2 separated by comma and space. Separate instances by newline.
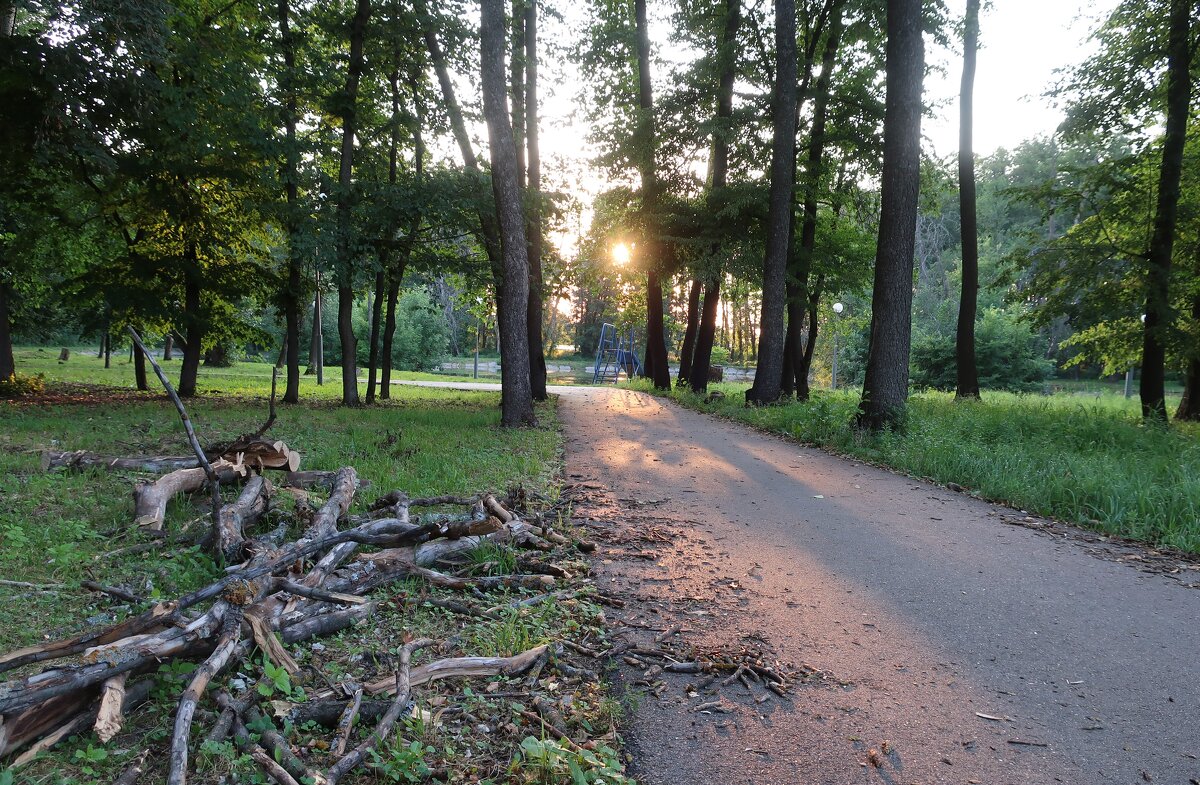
855, 0, 924, 430
525, 0, 548, 400
481, 0, 535, 426
746, 0, 798, 405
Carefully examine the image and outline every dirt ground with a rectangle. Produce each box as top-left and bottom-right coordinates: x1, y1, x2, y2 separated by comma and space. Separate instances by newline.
555, 386, 1200, 785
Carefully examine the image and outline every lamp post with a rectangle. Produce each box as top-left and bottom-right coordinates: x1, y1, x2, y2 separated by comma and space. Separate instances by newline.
831, 302, 844, 390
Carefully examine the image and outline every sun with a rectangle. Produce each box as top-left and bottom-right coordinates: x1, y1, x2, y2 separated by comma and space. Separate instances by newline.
612, 242, 631, 265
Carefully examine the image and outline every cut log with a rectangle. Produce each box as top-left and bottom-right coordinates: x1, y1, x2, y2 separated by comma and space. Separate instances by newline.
133, 459, 245, 531
94, 673, 128, 743
217, 435, 301, 472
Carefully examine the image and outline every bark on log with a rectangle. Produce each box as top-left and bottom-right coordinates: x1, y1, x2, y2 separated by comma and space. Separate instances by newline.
216, 475, 271, 563
42, 452, 203, 473
133, 460, 245, 531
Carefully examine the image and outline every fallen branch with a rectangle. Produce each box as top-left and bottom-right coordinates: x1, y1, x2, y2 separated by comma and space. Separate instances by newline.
326, 639, 432, 785
127, 326, 222, 535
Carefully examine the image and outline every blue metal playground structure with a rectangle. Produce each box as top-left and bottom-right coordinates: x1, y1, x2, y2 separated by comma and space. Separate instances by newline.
592, 323, 642, 384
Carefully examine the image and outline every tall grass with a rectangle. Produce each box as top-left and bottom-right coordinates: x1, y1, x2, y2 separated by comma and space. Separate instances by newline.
640, 380, 1200, 554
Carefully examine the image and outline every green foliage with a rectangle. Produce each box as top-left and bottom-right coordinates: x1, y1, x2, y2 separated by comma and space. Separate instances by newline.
390, 287, 452, 372
512, 736, 634, 785
910, 309, 1054, 393
0, 372, 45, 398
369, 738, 434, 782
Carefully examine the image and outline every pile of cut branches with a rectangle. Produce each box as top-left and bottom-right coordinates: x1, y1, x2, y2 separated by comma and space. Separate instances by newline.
0, 457, 615, 784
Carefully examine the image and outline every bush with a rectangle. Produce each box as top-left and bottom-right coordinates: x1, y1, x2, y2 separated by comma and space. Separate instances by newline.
391, 288, 450, 372
910, 308, 1053, 393
0, 372, 46, 398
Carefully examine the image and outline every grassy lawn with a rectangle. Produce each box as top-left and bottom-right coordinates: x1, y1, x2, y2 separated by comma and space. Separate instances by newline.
0, 349, 637, 784
634, 379, 1200, 555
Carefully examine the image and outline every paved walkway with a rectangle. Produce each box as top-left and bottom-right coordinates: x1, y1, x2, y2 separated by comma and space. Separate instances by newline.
405, 382, 1200, 784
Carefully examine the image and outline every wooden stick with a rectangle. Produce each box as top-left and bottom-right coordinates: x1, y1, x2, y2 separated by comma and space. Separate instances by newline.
333, 687, 364, 756
250, 746, 303, 785
94, 672, 129, 742
113, 748, 151, 785
127, 326, 222, 533
167, 610, 242, 785
326, 639, 433, 785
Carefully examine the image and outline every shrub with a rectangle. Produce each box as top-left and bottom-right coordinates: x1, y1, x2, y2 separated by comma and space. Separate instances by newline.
0, 372, 46, 398
910, 308, 1053, 393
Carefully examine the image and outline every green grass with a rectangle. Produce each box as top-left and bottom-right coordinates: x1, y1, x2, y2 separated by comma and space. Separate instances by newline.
0, 352, 562, 653
0, 349, 645, 785
636, 379, 1200, 554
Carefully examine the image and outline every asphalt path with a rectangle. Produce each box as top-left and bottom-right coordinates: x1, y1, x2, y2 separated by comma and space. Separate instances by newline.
404, 381, 1200, 784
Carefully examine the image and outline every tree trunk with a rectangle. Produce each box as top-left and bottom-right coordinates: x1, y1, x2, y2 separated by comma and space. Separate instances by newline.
179, 283, 203, 398
163, 334, 173, 362
365, 270, 385, 404
691, 0, 740, 395
793, 3, 843, 399
380, 276, 400, 399
0, 0, 15, 36
278, 0, 302, 405
307, 280, 324, 384
334, 0, 371, 407
481, 0, 535, 426
133, 334, 149, 391
1140, 0, 1192, 423
525, 0, 548, 401
634, 0, 671, 390
511, 0, 526, 189
677, 278, 702, 386
954, 0, 981, 400
745, 0, 798, 405
1176, 291, 1200, 420
103, 331, 111, 369
855, 0, 924, 430
0, 282, 13, 380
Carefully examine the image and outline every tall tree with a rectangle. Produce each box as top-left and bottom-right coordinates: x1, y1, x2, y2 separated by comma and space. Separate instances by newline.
784, 0, 844, 400
1140, 0, 1192, 422
481, 0, 535, 426
525, 0, 548, 401
690, 0, 741, 394
277, 0, 303, 404
745, 0, 798, 405
634, 0, 671, 390
855, 0, 924, 429
954, 0, 981, 399
334, 0, 372, 407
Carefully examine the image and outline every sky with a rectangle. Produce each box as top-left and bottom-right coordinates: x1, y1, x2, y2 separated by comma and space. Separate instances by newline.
525, 0, 1125, 256
922, 0, 1122, 158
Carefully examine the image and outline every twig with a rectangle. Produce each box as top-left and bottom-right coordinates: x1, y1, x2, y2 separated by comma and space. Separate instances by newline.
250, 746, 303, 785
333, 687, 364, 756
326, 638, 433, 785
82, 581, 145, 604
0, 579, 67, 590
127, 326, 222, 535
113, 748, 151, 785
168, 610, 243, 785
